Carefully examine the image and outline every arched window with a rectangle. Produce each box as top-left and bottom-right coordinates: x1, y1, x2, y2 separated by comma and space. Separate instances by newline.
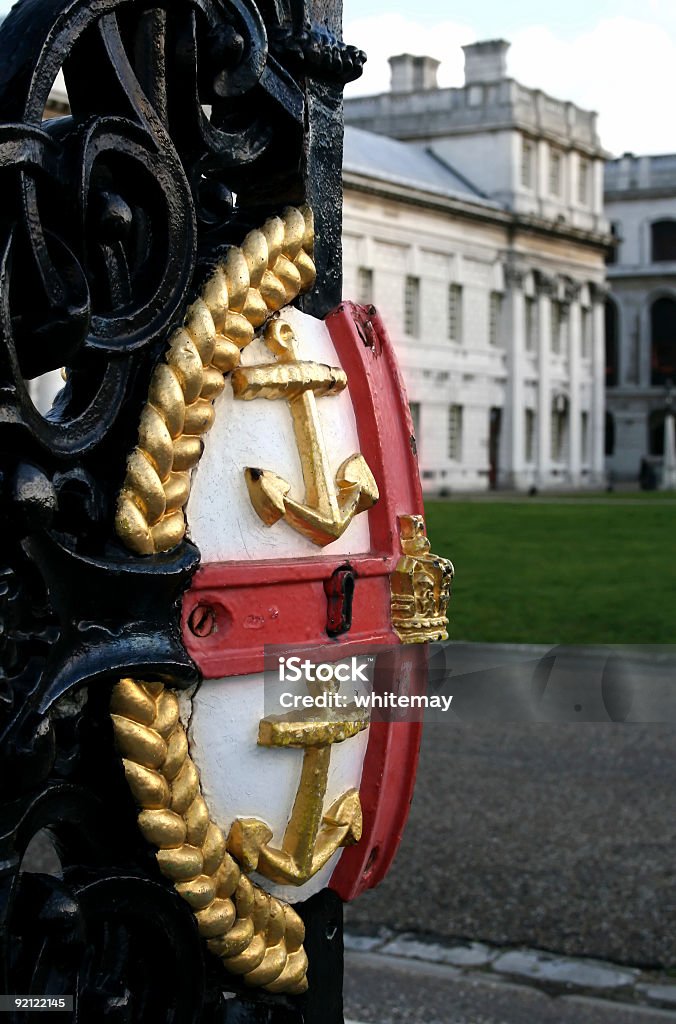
605, 299, 618, 387
651, 297, 676, 386
605, 411, 615, 457
652, 220, 676, 262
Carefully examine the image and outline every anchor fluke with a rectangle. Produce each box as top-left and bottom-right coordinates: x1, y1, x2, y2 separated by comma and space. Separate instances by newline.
244, 468, 290, 525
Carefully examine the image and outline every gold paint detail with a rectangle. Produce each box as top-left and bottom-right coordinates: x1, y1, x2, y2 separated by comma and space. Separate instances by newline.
227, 692, 369, 886
390, 514, 454, 643
232, 318, 379, 546
114, 206, 317, 555
110, 678, 309, 994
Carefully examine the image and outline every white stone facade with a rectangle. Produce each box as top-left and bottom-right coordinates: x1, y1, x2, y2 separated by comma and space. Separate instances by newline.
343, 41, 609, 493
604, 154, 676, 482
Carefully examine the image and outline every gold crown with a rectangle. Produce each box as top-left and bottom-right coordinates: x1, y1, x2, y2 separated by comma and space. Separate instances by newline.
390, 515, 454, 643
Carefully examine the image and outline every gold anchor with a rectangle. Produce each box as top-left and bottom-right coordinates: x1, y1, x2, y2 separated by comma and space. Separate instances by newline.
231, 319, 378, 546
227, 674, 369, 886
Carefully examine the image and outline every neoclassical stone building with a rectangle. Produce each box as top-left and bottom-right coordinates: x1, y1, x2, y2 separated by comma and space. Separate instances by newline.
343, 41, 610, 491
604, 154, 676, 481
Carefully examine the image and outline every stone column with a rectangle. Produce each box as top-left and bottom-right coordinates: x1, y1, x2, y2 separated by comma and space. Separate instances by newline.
565, 279, 583, 486
535, 271, 556, 487
502, 264, 527, 488
590, 282, 608, 485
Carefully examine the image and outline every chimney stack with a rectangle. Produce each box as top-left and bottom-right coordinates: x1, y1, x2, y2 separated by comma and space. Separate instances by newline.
462, 40, 510, 85
389, 54, 440, 93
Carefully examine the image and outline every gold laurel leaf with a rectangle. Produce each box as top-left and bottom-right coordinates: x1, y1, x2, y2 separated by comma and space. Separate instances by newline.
167, 331, 204, 405
148, 364, 185, 439
222, 933, 267, 974
171, 435, 203, 472
152, 688, 180, 739
170, 758, 200, 814
242, 229, 268, 288
200, 367, 226, 399
162, 727, 189, 780
149, 510, 185, 553
207, 916, 254, 959
175, 874, 218, 910
184, 794, 210, 846
114, 493, 154, 555
125, 449, 166, 525
260, 216, 285, 265
223, 248, 250, 312
280, 206, 306, 259
163, 472, 191, 514
241, 288, 269, 328
195, 897, 237, 938
156, 844, 204, 881
138, 405, 173, 481
112, 716, 167, 769
202, 266, 228, 330
259, 269, 287, 310
202, 821, 227, 875
185, 298, 217, 366
122, 760, 170, 809
138, 808, 186, 848
183, 399, 216, 436
243, 944, 288, 988
111, 679, 156, 725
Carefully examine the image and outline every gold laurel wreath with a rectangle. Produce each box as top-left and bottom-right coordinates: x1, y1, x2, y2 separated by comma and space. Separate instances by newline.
111, 678, 309, 994
115, 205, 316, 556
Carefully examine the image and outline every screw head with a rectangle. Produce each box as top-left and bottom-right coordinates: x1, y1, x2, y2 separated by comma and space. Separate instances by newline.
188, 604, 216, 638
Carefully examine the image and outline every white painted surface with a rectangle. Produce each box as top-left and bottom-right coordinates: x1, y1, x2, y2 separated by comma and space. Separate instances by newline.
186, 305, 371, 562
186, 673, 370, 903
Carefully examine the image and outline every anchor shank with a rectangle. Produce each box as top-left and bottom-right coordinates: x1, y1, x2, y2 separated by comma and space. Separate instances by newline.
288, 390, 339, 517
282, 745, 332, 876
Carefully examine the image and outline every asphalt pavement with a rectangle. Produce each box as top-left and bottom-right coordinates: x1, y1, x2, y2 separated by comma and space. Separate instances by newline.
345, 718, 676, 967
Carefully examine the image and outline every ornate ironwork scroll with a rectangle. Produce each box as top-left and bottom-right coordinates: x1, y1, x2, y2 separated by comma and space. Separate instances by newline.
0, 0, 364, 1019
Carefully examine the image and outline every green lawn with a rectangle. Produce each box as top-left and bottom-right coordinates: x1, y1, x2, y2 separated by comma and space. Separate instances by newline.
424, 499, 676, 644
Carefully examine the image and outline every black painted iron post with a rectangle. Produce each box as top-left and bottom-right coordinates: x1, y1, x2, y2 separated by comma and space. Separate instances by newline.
0, 1, 364, 1020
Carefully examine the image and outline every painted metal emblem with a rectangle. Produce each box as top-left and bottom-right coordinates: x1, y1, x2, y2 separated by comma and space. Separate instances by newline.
111, 207, 453, 995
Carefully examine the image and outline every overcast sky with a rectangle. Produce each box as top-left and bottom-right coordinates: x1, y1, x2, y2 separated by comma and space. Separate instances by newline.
343, 0, 676, 156
0, 0, 670, 155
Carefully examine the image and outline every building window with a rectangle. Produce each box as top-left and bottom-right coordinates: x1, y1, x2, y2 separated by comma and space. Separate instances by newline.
582, 307, 592, 359
551, 398, 568, 462
549, 149, 562, 196
448, 404, 463, 461
605, 299, 619, 386
581, 410, 589, 463
551, 300, 566, 354
525, 408, 535, 463
651, 296, 676, 386
606, 222, 620, 265
489, 291, 502, 346
357, 267, 373, 304
448, 283, 462, 342
525, 296, 536, 351
521, 139, 534, 189
578, 159, 590, 205
651, 221, 676, 263
404, 275, 420, 335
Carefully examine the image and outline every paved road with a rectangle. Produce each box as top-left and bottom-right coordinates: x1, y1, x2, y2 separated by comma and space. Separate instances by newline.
345, 952, 676, 1024
345, 720, 676, 967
